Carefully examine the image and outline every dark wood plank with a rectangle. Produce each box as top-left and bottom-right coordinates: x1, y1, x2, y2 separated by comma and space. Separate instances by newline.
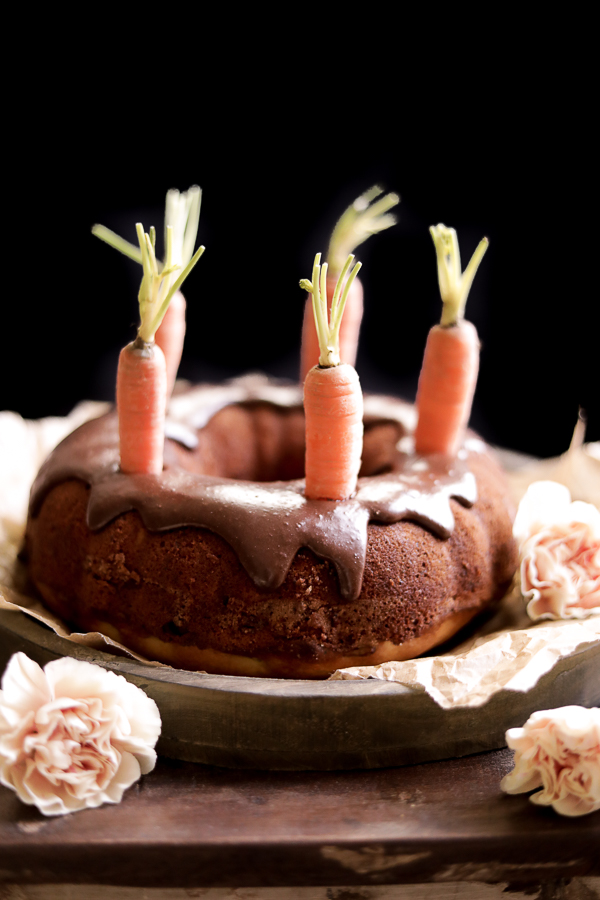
1, 750, 599, 889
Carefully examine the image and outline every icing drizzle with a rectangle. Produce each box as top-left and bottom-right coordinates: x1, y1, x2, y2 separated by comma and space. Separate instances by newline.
28, 379, 478, 600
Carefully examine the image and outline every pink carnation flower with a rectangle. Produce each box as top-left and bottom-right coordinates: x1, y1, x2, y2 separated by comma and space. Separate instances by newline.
514, 482, 600, 620
0, 653, 161, 816
501, 706, 600, 816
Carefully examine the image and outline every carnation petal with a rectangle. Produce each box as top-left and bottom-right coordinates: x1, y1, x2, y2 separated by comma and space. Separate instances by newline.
513, 482, 573, 541
515, 483, 600, 621
502, 706, 600, 817
500, 766, 542, 795
0, 653, 51, 714
0, 653, 161, 816
105, 752, 143, 803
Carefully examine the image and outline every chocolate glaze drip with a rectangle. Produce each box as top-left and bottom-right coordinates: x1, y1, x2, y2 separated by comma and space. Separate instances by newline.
28, 380, 478, 601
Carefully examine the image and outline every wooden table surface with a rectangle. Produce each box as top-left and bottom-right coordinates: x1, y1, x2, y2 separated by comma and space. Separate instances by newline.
0, 748, 599, 891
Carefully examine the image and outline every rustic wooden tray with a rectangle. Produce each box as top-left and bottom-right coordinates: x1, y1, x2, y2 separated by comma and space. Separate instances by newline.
1, 609, 599, 771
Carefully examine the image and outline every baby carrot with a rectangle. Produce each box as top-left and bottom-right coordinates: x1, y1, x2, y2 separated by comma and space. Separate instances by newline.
93, 185, 203, 399
414, 225, 489, 457
117, 338, 167, 475
301, 275, 364, 382
300, 186, 399, 383
117, 221, 204, 474
301, 253, 364, 501
155, 186, 202, 396
155, 290, 187, 398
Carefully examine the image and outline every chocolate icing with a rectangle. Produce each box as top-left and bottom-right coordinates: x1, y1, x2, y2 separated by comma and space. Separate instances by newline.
28, 380, 478, 601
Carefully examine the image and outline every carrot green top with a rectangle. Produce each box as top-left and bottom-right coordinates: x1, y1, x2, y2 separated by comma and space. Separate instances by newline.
327, 186, 399, 275
91, 185, 205, 342
430, 224, 489, 327
133, 222, 204, 342
300, 253, 362, 368
163, 185, 203, 275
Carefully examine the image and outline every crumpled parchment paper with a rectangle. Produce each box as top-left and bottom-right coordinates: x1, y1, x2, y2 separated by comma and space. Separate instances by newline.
1, 402, 599, 708
0, 402, 162, 665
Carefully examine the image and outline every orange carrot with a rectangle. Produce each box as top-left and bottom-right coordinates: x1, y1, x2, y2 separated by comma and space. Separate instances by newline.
114, 221, 205, 474
301, 253, 363, 500
156, 186, 202, 398
93, 185, 203, 402
301, 275, 364, 380
155, 289, 186, 398
414, 225, 489, 456
117, 338, 167, 475
304, 363, 364, 500
414, 321, 480, 456
300, 187, 398, 383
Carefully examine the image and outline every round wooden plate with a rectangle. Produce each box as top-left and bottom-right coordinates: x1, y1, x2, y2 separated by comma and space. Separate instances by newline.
1, 609, 599, 771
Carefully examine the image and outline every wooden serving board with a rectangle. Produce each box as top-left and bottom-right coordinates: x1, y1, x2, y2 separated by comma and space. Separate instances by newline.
1, 610, 599, 771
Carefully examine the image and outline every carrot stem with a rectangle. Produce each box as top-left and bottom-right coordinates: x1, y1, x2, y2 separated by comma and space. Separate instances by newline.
300, 254, 361, 367
301, 253, 364, 500
414, 225, 488, 456
94, 187, 205, 473
91, 184, 204, 342
136, 224, 180, 342
300, 187, 398, 382
155, 184, 202, 395
165, 185, 202, 271
149, 243, 205, 338
328, 185, 400, 274
430, 224, 488, 326
90, 224, 144, 265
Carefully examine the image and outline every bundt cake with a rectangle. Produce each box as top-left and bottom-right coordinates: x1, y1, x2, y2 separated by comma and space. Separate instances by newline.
24, 378, 518, 678
24, 188, 518, 678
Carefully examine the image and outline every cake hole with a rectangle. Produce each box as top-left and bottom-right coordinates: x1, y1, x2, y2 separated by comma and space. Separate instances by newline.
167, 402, 406, 483
163, 620, 187, 637
369, 464, 394, 476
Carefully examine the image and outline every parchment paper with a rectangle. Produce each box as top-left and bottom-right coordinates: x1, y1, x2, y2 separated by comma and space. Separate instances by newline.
1, 402, 599, 709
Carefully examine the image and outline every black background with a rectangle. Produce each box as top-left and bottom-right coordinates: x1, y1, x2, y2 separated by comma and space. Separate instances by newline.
2, 76, 595, 460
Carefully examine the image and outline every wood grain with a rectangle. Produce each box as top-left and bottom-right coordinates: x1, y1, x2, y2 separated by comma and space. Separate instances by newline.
1, 750, 599, 889
1, 882, 599, 899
